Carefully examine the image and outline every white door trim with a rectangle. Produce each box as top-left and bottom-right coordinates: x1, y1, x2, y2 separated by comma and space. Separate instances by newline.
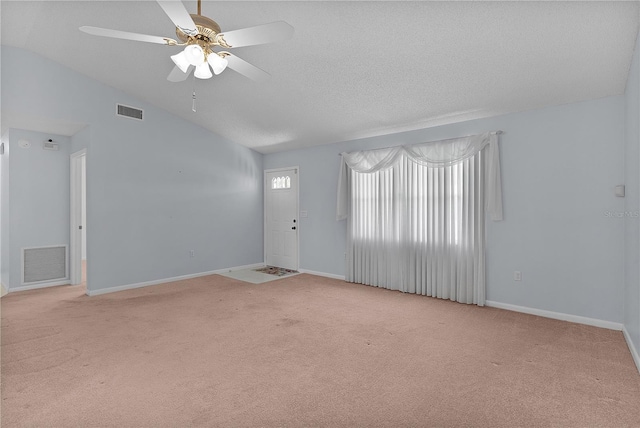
70, 149, 86, 286
264, 166, 299, 270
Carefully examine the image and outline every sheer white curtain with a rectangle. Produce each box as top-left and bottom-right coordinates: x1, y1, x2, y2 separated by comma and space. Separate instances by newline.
336, 132, 503, 306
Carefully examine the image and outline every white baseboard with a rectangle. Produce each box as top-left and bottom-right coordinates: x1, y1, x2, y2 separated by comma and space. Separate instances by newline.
1, 283, 8, 297
298, 269, 345, 281
623, 326, 640, 374
10, 279, 70, 293
485, 300, 623, 331
86, 263, 265, 297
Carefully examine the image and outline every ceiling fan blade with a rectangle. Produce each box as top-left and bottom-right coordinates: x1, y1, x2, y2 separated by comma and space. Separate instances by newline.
167, 65, 193, 82
226, 54, 271, 83
80, 26, 177, 45
220, 21, 294, 48
156, 0, 197, 36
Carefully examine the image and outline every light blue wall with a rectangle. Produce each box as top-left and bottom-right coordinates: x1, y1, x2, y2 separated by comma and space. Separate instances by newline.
1, 46, 264, 292
265, 96, 626, 324
70, 126, 90, 154
5, 130, 70, 289
1, 131, 10, 288
624, 28, 640, 363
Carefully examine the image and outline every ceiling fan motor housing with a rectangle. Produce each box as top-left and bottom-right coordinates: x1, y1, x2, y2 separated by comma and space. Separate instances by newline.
176, 14, 222, 45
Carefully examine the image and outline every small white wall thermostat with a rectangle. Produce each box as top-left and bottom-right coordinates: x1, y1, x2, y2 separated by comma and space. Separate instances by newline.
615, 185, 625, 197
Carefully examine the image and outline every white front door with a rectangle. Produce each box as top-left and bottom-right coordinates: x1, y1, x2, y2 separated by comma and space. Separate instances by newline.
265, 168, 298, 270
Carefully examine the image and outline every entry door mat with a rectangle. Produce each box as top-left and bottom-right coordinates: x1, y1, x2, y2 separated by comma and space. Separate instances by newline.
254, 266, 298, 277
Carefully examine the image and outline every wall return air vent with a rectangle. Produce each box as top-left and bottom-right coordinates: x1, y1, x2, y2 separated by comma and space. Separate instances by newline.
23, 246, 67, 284
116, 104, 144, 121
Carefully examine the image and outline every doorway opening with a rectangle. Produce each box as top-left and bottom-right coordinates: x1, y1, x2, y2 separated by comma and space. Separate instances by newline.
70, 149, 86, 289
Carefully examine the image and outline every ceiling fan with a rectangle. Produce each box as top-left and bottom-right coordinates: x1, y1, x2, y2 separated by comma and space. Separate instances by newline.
79, 0, 294, 83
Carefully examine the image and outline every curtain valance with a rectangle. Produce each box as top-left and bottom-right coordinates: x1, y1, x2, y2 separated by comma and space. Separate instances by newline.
336, 132, 503, 221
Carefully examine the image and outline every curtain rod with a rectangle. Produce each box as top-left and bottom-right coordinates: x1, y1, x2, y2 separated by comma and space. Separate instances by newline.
338, 130, 503, 156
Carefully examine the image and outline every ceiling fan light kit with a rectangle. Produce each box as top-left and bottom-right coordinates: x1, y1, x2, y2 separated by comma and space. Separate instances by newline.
79, 0, 293, 86
171, 43, 228, 79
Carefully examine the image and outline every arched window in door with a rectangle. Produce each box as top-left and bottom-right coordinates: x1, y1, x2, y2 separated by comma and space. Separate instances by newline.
271, 176, 291, 189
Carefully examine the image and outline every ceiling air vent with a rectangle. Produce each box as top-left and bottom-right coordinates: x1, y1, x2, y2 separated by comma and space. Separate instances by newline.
116, 104, 144, 121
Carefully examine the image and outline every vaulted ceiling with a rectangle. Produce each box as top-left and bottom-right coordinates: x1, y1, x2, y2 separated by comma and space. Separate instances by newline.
2, 1, 639, 154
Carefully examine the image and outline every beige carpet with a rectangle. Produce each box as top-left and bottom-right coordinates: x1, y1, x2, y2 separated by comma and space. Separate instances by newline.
2, 273, 639, 427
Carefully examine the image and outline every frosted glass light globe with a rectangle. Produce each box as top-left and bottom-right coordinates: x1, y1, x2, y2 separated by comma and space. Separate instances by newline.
194, 62, 213, 79
184, 45, 205, 66
207, 53, 228, 75
170, 51, 190, 73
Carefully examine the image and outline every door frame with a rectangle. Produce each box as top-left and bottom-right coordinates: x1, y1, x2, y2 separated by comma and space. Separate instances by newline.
264, 166, 300, 270
70, 149, 86, 286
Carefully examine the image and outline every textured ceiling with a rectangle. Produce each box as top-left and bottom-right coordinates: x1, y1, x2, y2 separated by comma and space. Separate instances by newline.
2, 1, 639, 154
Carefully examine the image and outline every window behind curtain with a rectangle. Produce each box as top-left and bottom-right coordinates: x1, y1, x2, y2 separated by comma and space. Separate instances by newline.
346, 151, 485, 303
350, 152, 481, 247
